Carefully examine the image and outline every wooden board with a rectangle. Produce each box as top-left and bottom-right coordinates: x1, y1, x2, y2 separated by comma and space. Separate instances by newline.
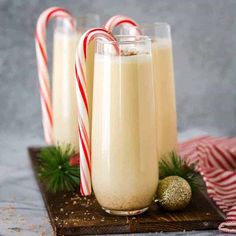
28, 147, 224, 235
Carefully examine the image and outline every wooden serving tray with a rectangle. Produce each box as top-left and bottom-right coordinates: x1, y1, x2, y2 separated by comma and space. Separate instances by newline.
28, 147, 224, 235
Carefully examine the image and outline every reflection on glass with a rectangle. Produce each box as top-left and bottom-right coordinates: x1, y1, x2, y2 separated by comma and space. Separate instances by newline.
92, 36, 159, 215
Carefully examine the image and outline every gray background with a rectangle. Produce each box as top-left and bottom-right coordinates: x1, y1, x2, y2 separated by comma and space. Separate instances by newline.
0, 1, 235, 235
1, 0, 236, 138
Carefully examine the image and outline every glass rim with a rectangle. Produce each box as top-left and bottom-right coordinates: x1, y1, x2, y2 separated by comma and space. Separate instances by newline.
56, 13, 100, 23
76, 13, 100, 21
139, 22, 170, 29
96, 35, 151, 45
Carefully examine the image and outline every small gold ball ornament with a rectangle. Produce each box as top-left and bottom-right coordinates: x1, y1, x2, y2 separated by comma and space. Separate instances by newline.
157, 176, 192, 211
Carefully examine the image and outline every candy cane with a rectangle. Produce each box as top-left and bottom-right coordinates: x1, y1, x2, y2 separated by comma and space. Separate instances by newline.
75, 28, 119, 196
104, 15, 139, 34
35, 7, 75, 144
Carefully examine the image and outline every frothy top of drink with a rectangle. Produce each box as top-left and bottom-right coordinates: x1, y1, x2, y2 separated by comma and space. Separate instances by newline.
96, 48, 149, 57
152, 38, 172, 48
95, 52, 151, 64
120, 49, 139, 56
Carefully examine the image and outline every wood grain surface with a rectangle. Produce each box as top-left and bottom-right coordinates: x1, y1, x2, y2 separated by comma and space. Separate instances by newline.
28, 147, 224, 235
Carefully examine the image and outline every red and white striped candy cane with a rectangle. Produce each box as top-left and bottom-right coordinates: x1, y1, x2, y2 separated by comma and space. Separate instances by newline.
75, 28, 118, 196
104, 15, 139, 33
35, 7, 75, 144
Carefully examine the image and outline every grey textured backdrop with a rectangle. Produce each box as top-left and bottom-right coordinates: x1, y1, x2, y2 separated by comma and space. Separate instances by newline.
1, 0, 236, 139
0, 1, 235, 234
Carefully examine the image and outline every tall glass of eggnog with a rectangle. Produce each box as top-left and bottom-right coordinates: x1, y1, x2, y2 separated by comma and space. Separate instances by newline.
121, 23, 177, 161
92, 35, 158, 215
77, 14, 100, 136
52, 15, 99, 151
139, 23, 177, 161
52, 17, 79, 151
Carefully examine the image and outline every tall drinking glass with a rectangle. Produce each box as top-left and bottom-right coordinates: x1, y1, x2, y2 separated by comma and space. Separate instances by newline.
52, 17, 79, 150
92, 36, 158, 215
141, 23, 177, 160
77, 13, 100, 33
52, 15, 99, 151
77, 14, 100, 134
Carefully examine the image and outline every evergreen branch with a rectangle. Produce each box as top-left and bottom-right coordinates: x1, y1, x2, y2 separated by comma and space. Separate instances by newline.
38, 145, 80, 193
159, 151, 202, 191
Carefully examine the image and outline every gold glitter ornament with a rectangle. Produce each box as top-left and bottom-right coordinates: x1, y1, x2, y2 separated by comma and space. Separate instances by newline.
157, 176, 192, 211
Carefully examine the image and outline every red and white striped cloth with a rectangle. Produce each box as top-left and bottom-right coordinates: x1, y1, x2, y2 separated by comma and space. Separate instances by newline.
179, 136, 236, 233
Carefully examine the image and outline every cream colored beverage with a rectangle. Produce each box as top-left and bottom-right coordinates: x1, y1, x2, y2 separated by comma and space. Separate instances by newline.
92, 38, 158, 215
124, 24, 178, 160
136, 23, 177, 160
78, 14, 100, 135
152, 38, 177, 159
52, 31, 96, 150
86, 42, 95, 135
52, 29, 80, 151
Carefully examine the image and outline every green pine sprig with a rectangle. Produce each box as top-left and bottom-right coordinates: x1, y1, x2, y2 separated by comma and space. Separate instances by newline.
159, 151, 202, 191
38, 145, 80, 193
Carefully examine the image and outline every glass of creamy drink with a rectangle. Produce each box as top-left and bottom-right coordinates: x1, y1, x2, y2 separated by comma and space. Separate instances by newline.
122, 23, 178, 160
140, 23, 177, 161
77, 14, 100, 136
92, 35, 159, 215
52, 15, 99, 151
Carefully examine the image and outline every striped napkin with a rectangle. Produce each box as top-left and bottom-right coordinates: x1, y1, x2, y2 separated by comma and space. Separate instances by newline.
178, 136, 236, 233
